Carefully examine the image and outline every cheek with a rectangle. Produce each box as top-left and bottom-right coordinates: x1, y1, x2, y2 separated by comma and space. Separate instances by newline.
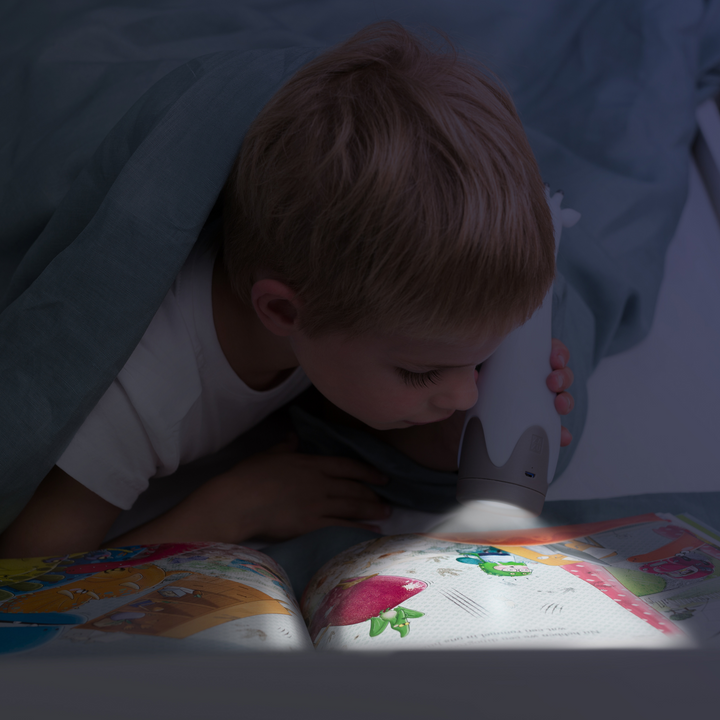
344, 373, 423, 420
302, 350, 423, 420
307, 361, 381, 405
348, 373, 410, 408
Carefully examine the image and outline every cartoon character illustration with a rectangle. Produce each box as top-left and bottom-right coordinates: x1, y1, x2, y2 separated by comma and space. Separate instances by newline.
458, 546, 511, 559
0, 570, 294, 651
0, 547, 181, 603
308, 574, 427, 645
456, 549, 533, 577
639, 554, 714, 580
81, 573, 292, 638
0, 565, 167, 614
370, 606, 425, 637
0, 557, 74, 601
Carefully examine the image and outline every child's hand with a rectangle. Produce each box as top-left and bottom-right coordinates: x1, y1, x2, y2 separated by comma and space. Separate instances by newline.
178, 433, 391, 545
548, 338, 575, 447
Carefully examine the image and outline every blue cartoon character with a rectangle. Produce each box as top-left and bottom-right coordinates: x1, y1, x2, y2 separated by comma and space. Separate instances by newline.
456, 548, 532, 577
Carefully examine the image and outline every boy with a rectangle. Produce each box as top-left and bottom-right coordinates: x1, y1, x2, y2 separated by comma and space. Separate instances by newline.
0, 21, 574, 559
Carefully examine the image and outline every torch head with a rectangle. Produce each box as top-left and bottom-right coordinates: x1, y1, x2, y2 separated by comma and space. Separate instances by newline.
456, 416, 551, 517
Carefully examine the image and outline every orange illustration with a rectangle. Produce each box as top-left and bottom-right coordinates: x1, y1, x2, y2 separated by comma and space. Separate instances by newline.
1, 565, 166, 614
80, 573, 292, 638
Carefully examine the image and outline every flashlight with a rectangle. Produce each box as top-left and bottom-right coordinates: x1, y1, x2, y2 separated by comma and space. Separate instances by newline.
456, 187, 580, 517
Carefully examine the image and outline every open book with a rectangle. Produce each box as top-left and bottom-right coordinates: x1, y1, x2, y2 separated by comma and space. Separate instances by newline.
1, 512, 718, 657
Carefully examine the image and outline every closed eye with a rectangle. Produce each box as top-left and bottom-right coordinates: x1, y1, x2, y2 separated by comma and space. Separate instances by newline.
395, 368, 443, 388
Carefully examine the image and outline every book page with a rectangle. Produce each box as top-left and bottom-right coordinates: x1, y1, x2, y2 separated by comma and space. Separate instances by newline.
628, 513, 720, 643
0, 542, 313, 658
301, 513, 718, 651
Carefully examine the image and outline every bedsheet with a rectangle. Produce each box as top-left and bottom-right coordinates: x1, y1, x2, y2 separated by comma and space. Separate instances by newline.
2, 0, 720, 533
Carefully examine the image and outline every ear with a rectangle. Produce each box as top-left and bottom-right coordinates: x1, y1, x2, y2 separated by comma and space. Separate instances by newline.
251, 278, 304, 337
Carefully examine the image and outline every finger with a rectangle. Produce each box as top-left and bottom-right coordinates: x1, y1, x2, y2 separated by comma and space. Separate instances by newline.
555, 392, 574, 414
560, 426, 573, 447
550, 338, 569, 369
547, 367, 574, 393
311, 455, 390, 485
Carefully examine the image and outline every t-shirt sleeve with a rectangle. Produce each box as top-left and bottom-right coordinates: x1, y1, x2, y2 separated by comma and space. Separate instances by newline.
55, 288, 202, 510
56, 379, 163, 510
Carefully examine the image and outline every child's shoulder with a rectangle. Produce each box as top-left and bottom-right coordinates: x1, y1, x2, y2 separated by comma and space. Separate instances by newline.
117, 242, 212, 412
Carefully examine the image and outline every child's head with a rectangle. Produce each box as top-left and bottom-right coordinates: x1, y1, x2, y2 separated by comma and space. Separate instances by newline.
220, 21, 555, 428
221, 20, 555, 345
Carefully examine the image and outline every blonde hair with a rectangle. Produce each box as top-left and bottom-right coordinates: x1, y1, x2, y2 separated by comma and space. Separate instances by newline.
222, 20, 555, 342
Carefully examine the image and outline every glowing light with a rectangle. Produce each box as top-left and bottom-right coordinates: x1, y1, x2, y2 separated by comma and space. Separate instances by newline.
465, 499, 537, 519
429, 500, 548, 534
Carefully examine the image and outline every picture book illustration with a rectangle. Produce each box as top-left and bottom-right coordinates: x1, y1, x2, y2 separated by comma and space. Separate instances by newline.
307, 574, 428, 646
0, 542, 311, 657
301, 513, 720, 651
1, 513, 717, 656
455, 547, 533, 577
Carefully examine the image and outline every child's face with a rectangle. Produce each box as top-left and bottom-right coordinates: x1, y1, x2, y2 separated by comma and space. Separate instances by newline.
288, 329, 506, 430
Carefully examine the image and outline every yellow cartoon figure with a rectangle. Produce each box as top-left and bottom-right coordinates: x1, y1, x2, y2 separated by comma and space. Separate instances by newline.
1, 565, 166, 614
0, 557, 74, 600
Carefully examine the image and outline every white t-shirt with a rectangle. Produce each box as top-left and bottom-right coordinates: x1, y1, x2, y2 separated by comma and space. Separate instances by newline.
56, 240, 313, 510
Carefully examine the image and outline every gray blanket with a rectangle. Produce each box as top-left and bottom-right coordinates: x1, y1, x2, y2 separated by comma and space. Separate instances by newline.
2, 1, 720, 546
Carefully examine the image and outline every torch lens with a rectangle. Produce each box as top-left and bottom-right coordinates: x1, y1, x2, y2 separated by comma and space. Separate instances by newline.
465, 499, 537, 519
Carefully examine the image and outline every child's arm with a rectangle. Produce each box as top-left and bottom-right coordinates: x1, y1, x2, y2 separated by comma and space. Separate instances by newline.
108, 434, 391, 547
0, 439, 391, 558
0, 465, 123, 558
